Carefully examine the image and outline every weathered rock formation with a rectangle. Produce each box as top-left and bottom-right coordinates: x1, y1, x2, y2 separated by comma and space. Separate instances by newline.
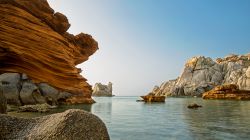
202, 84, 250, 100
149, 54, 250, 97
0, 73, 74, 105
0, 0, 98, 104
92, 82, 113, 97
0, 109, 110, 140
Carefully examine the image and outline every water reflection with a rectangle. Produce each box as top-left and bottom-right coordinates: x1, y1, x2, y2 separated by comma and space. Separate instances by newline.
7, 97, 250, 140
91, 97, 112, 123
183, 99, 250, 140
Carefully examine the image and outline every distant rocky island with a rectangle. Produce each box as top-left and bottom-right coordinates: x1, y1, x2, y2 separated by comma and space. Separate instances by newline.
92, 82, 114, 97
148, 54, 250, 97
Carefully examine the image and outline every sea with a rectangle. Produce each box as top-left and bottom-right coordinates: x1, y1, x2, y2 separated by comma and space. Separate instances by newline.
9, 96, 250, 140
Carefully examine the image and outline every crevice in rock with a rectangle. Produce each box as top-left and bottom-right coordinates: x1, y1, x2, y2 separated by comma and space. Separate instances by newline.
17, 73, 24, 106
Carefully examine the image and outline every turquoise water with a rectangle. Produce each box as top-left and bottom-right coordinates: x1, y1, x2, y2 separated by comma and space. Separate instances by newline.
9, 97, 250, 140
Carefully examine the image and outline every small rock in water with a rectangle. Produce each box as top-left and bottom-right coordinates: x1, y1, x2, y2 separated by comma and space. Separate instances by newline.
187, 103, 202, 109
140, 95, 166, 102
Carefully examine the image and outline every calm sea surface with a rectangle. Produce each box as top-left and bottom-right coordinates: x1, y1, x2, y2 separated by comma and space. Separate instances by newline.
9, 97, 250, 140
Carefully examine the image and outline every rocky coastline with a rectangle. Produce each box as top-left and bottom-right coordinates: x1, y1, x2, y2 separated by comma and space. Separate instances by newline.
148, 54, 250, 97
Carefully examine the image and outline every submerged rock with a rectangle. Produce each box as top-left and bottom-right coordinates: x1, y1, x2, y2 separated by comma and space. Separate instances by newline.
92, 82, 113, 97
0, 109, 110, 140
202, 84, 250, 100
187, 103, 202, 109
148, 54, 250, 97
18, 103, 55, 113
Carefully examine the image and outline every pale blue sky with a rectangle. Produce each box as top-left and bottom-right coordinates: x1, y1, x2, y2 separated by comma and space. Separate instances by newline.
48, 0, 250, 96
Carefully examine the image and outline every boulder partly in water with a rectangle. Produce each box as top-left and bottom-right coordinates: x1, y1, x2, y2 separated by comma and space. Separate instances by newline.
140, 95, 166, 102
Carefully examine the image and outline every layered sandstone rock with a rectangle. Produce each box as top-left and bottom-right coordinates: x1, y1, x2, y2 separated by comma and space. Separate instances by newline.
202, 84, 250, 100
148, 54, 250, 97
92, 82, 113, 97
0, 109, 110, 140
0, 0, 98, 103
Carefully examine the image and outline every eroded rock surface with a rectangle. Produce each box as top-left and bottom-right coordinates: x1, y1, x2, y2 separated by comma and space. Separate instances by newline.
0, 0, 98, 103
148, 54, 250, 96
0, 109, 110, 140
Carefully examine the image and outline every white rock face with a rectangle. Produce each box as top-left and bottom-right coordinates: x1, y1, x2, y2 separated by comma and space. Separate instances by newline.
92, 82, 113, 96
149, 53, 250, 96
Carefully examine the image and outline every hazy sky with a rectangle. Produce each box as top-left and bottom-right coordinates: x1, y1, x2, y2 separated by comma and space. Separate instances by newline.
48, 0, 250, 96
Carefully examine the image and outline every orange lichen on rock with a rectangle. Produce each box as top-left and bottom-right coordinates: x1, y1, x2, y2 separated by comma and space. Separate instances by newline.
202, 84, 250, 100
0, 0, 98, 103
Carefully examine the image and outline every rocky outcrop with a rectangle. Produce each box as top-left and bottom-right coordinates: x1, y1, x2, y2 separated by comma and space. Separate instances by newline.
149, 54, 250, 96
0, 109, 110, 140
92, 82, 113, 97
202, 84, 250, 100
0, 0, 98, 104
0, 73, 75, 105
